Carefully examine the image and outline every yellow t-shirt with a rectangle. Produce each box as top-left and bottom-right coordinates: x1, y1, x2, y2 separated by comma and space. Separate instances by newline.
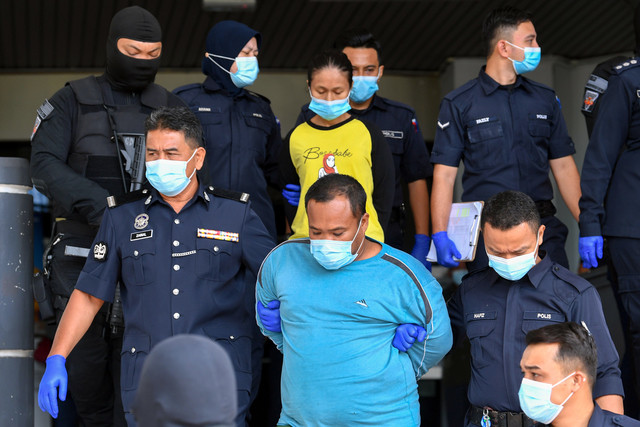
284, 117, 385, 241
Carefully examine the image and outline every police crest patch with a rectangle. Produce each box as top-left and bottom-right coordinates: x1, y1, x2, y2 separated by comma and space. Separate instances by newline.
134, 213, 149, 230
93, 242, 108, 261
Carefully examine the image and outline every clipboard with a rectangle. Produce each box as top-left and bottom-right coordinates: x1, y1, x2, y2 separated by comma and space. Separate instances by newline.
427, 201, 484, 262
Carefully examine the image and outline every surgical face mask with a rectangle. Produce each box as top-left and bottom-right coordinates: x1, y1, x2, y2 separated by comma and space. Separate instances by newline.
350, 71, 380, 103
308, 89, 351, 121
207, 54, 259, 88
145, 149, 198, 197
310, 217, 365, 270
505, 40, 541, 75
487, 234, 539, 281
518, 372, 576, 424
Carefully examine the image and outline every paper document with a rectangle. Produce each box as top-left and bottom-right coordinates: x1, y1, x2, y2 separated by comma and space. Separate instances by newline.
427, 201, 484, 262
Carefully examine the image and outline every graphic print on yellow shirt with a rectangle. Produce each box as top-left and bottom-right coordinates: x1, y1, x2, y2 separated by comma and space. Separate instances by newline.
287, 118, 384, 241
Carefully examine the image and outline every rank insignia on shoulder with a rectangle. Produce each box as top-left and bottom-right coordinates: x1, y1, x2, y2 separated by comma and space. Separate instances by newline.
134, 213, 149, 230
107, 189, 149, 208
206, 186, 249, 203
197, 228, 239, 242
93, 242, 108, 261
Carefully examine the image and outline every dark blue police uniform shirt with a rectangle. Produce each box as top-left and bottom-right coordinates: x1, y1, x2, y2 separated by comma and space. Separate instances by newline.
174, 77, 282, 240
75, 183, 275, 413
297, 95, 432, 207
589, 403, 640, 426
579, 58, 640, 239
448, 253, 623, 412
432, 67, 575, 202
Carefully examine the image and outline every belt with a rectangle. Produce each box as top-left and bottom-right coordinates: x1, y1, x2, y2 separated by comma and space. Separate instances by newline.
468, 405, 536, 427
534, 200, 556, 218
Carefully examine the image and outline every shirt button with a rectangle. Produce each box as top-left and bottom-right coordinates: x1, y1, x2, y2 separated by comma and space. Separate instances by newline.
230, 335, 235, 340
173, 240, 179, 247
214, 246, 219, 252
174, 219, 180, 225
173, 312, 180, 319
133, 250, 139, 256
173, 264, 180, 271
131, 347, 136, 353
172, 288, 179, 295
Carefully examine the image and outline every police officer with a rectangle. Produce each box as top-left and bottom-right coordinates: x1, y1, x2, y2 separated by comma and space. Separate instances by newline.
449, 191, 623, 427
431, 6, 581, 272
30, 6, 184, 425
579, 8, 640, 417
174, 21, 281, 242
37, 107, 275, 427
294, 29, 432, 269
520, 322, 640, 427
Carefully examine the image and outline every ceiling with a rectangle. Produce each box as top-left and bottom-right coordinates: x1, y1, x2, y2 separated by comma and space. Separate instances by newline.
1, 0, 638, 73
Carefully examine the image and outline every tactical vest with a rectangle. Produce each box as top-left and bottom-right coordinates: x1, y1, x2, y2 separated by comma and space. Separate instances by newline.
66, 76, 170, 197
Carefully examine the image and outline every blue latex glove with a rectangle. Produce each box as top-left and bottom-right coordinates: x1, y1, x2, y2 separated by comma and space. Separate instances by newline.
579, 236, 604, 269
282, 184, 301, 207
257, 300, 282, 332
38, 355, 67, 418
393, 324, 427, 352
411, 234, 432, 272
432, 231, 461, 268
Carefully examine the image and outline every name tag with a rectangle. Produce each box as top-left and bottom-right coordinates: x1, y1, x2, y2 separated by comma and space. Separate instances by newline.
382, 130, 404, 139
130, 230, 153, 241
198, 107, 212, 112
536, 313, 552, 319
474, 312, 485, 319
475, 117, 490, 124
252, 113, 263, 118
536, 114, 548, 120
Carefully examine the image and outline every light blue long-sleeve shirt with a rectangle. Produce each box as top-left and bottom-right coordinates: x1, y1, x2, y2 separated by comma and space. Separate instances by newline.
256, 238, 452, 427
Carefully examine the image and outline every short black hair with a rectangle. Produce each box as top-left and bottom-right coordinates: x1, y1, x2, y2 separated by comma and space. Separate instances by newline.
305, 174, 366, 218
481, 190, 540, 233
482, 6, 533, 57
334, 28, 383, 64
526, 322, 597, 386
145, 106, 203, 149
307, 49, 353, 87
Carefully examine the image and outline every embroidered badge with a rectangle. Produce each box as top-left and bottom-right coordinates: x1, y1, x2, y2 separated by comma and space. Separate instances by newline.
93, 242, 108, 261
134, 213, 149, 230
197, 228, 239, 242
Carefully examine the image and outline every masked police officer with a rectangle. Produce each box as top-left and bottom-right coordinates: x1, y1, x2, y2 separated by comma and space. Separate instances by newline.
449, 191, 623, 427
431, 6, 581, 272
30, 6, 184, 425
294, 29, 432, 269
579, 6, 640, 417
37, 106, 275, 427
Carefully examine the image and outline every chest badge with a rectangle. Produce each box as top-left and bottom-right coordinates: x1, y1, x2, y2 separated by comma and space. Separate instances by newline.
134, 213, 149, 230
93, 242, 108, 262
197, 228, 239, 242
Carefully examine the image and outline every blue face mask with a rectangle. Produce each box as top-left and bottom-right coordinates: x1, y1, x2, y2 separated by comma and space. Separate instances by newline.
145, 149, 197, 197
487, 235, 539, 281
308, 89, 351, 121
207, 54, 259, 88
518, 372, 575, 424
350, 73, 379, 104
506, 41, 541, 75
310, 217, 364, 270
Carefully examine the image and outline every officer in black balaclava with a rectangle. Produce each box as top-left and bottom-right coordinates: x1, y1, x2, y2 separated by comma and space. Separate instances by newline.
31, 6, 184, 426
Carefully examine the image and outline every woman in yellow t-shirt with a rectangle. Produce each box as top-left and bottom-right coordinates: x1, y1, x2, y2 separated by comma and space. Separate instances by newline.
280, 49, 394, 241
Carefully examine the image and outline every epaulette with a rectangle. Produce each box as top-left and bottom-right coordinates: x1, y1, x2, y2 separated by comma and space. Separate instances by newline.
524, 77, 556, 94
172, 83, 202, 95
443, 78, 481, 101
459, 266, 493, 289
206, 186, 249, 203
379, 97, 416, 114
612, 57, 640, 74
551, 263, 591, 293
106, 189, 149, 208
247, 90, 271, 104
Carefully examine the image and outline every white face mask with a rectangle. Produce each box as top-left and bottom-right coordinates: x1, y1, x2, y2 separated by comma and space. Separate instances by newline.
487, 234, 540, 281
309, 217, 364, 270
518, 372, 576, 424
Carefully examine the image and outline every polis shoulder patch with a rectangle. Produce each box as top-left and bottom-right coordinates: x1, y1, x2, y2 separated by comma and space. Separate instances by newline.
93, 241, 108, 261
31, 99, 55, 141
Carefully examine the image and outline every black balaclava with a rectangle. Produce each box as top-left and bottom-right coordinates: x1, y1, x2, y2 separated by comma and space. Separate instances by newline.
106, 6, 162, 92
201, 20, 261, 96
132, 335, 237, 427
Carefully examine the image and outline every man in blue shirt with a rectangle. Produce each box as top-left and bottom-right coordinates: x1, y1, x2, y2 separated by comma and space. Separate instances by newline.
449, 190, 623, 427
37, 107, 274, 427
294, 29, 432, 269
431, 7, 581, 272
519, 322, 640, 427
257, 174, 451, 426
